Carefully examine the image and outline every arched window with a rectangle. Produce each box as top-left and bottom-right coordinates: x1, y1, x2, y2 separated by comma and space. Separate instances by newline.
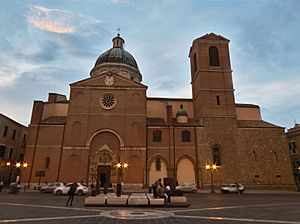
193, 53, 197, 73
155, 157, 161, 171
209, 46, 220, 66
44, 157, 50, 169
182, 130, 191, 142
212, 146, 221, 166
153, 130, 162, 142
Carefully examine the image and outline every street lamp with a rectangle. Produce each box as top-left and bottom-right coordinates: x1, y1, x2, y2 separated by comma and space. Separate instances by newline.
116, 162, 128, 197
2, 161, 29, 183
205, 164, 218, 193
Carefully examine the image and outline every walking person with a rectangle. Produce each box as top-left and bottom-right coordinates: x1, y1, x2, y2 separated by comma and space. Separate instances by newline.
66, 182, 78, 207
0, 181, 3, 192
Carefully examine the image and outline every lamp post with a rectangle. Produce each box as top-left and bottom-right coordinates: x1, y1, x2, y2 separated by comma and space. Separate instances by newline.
2, 161, 28, 183
116, 162, 128, 197
205, 164, 217, 193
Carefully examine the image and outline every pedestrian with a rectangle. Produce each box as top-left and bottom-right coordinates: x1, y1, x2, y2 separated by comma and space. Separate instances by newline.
66, 182, 78, 207
0, 181, 3, 192
152, 180, 158, 198
165, 185, 171, 203
236, 182, 241, 194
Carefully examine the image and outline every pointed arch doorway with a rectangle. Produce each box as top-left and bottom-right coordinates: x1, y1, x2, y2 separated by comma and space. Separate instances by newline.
98, 165, 111, 187
89, 144, 117, 189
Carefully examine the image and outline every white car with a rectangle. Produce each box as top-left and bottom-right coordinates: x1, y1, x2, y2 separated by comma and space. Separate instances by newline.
53, 183, 89, 196
220, 183, 245, 194
40, 182, 64, 193
175, 182, 197, 193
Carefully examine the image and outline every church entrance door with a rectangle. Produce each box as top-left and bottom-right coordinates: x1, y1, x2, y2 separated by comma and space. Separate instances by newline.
97, 165, 111, 187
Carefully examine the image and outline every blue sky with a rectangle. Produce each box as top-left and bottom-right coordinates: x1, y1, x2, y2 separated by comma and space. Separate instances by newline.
0, 0, 299, 129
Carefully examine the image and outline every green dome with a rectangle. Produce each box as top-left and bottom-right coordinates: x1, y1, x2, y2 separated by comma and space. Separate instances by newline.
176, 105, 188, 117
95, 47, 139, 70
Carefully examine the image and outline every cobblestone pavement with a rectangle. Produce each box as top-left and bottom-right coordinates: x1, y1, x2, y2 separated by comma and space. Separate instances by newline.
0, 191, 300, 224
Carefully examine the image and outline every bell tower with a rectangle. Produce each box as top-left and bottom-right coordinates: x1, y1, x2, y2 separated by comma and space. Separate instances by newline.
189, 33, 237, 122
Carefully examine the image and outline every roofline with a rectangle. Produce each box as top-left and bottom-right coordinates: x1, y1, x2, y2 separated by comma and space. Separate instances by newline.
44, 101, 69, 104
147, 97, 192, 101
235, 103, 260, 108
195, 32, 230, 42
0, 113, 27, 128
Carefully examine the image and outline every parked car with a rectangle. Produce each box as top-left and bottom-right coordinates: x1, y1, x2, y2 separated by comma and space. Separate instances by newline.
53, 183, 89, 196
8, 182, 20, 194
220, 183, 245, 194
40, 182, 64, 193
175, 182, 197, 193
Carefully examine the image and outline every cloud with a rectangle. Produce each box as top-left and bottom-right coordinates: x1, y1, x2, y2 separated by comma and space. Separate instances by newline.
27, 5, 77, 33
111, 0, 130, 3
27, 5, 105, 34
236, 80, 298, 106
235, 77, 300, 127
27, 5, 76, 33
0, 69, 19, 86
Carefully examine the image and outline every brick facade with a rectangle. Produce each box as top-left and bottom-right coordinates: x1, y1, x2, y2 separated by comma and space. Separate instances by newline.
21, 33, 296, 190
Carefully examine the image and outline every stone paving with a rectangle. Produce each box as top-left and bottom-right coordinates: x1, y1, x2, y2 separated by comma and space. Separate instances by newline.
0, 191, 300, 224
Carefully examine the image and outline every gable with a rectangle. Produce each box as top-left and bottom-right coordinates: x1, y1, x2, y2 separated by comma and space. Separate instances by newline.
195, 33, 230, 42
70, 73, 147, 89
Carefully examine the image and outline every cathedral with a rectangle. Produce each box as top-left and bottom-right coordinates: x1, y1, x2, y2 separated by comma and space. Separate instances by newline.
21, 33, 295, 190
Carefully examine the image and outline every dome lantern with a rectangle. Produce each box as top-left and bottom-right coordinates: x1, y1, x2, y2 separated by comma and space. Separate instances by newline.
112, 33, 124, 48
176, 104, 188, 123
90, 33, 142, 82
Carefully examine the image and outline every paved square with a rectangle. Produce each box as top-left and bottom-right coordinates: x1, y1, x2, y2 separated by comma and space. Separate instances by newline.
1, 191, 300, 223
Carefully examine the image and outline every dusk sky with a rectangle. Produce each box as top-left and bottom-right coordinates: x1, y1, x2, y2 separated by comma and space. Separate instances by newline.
0, 0, 299, 129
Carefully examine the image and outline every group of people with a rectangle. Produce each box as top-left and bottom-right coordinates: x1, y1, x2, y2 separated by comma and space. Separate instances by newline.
152, 178, 182, 203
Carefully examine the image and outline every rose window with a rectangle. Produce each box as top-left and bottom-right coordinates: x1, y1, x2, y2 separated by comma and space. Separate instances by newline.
100, 94, 117, 109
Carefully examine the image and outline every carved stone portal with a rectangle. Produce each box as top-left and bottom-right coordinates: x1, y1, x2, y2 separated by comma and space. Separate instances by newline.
88, 144, 117, 186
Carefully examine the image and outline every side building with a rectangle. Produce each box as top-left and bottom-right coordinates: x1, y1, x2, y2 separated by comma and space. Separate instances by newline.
0, 113, 28, 184
21, 33, 296, 190
286, 124, 300, 191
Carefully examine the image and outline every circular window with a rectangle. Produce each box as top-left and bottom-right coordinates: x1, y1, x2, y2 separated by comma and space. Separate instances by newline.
100, 94, 117, 109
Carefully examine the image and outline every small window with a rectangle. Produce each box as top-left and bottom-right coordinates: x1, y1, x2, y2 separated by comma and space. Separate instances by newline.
254, 174, 260, 178
153, 130, 162, 142
289, 141, 297, 154
44, 157, 50, 169
23, 134, 27, 143
155, 157, 161, 171
12, 129, 16, 140
212, 146, 222, 166
209, 46, 220, 66
0, 145, 5, 157
3, 126, 8, 137
182, 130, 191, 142
216, 95, 220, 105
193, 53, 197, 73
276, 174, 281, 179
8, 148, 13, 159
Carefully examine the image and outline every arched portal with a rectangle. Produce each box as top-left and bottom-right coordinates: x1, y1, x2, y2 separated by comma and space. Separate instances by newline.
88, 144, 118, 187
88, 130, 122, 188
148, 155, 168, 185
177, 156, 196, 184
